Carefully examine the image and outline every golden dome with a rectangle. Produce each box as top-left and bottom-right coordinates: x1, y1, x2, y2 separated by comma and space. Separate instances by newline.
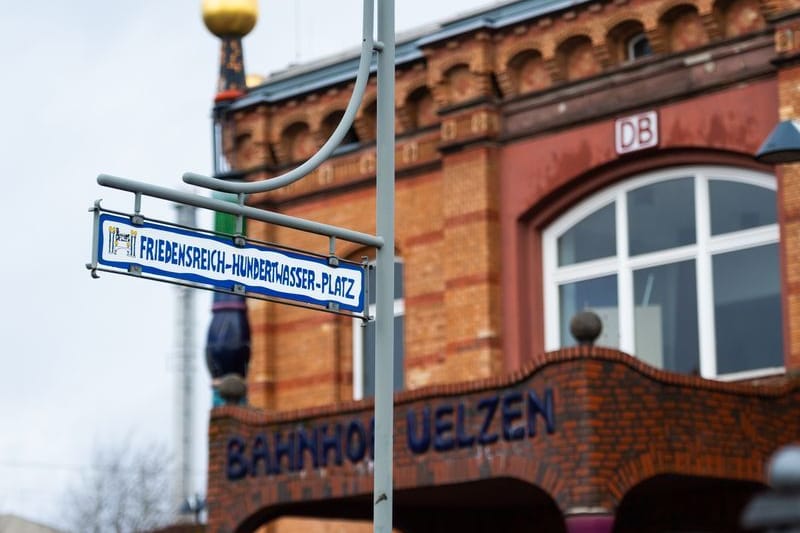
202, 0, 258, 38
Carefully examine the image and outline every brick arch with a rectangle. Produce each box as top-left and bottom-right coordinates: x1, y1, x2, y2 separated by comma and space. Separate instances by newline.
315, 101, 349, 133
274, 120, 316, 165
317, 107, 363, 148
612, 474, 767, 532
437, 62, 477, 106
521, 147, 766, 232
554, 33, 602, 81
498, 38, 551, 67
396, 70, 429, 105
231, 477, 566, 533
317, 106, 344, 134
605, 17, 650, 65
605, 456, 767, 511
656, 0, 702, 21
271, 108, 311, 140
659, 2, 715, 51
603, 10, 649, 34
353, 97, 377, 142
354, 96, 377, 121
397, 82, 437, 131
428, 53, 475, 86
503, 49, 552, 96
712, 0, 767, 37
396, 69, 432, 132
552, 25, 604, 50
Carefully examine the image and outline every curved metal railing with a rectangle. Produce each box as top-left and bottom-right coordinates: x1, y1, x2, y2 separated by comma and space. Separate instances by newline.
183, 0, 377, 194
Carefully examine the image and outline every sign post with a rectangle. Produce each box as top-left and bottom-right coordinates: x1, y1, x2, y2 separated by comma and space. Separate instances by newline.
373, 2, 396, 530
89, 1, 396, 531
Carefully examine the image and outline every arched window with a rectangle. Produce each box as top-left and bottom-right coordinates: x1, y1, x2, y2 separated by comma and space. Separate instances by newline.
321, 110, 360, 150
352, 259, 404, 399
626, 33, 652, 61
542, 166, 782, 379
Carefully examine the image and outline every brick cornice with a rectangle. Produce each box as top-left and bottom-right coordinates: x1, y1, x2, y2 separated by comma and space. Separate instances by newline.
212, 347, 800, 427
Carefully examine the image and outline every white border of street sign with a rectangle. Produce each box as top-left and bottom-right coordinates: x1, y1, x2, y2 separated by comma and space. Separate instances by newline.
97, 213, 365, 313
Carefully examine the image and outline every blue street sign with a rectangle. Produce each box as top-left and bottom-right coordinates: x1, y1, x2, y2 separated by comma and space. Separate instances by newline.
96, 213, 365, 313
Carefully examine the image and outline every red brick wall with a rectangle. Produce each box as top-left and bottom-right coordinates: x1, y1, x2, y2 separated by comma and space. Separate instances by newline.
207, 348, 800, 532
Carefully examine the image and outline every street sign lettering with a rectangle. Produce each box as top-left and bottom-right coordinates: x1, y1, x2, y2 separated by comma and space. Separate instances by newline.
97, 213, 365, 313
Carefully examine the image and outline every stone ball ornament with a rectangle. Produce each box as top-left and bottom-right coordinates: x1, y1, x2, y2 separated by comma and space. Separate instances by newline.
769, 445, 800, 491
202, 0, 259, 38
217, 374, 248, 404
569, 310, 603, 346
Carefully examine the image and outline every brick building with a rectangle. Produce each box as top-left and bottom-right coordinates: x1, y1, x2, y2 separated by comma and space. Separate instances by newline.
202, 0, 800, 531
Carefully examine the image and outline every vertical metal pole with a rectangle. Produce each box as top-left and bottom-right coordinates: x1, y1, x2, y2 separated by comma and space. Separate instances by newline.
174, 203, 197, 518
374, 0, 395, 532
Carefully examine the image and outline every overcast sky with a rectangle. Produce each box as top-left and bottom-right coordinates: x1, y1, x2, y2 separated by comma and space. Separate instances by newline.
0, 0, 499, 526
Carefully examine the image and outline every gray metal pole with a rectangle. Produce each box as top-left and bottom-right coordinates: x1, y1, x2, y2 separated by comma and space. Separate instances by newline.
174, 204, 197, 517
373, 0, 395, 531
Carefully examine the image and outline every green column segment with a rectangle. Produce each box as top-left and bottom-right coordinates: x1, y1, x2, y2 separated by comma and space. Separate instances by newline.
212, 191, 246, 236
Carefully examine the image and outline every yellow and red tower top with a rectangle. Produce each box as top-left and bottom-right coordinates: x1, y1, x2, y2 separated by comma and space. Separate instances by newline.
202, 0, 258, 102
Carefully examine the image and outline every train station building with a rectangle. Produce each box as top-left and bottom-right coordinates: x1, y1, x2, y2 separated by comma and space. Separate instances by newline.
201, 0, 800, 531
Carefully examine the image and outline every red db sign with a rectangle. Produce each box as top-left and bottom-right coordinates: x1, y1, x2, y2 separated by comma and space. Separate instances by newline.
615, 111, 658, 155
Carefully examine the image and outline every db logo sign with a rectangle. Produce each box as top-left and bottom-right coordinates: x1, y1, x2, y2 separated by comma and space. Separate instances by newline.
615, 111, 658, 155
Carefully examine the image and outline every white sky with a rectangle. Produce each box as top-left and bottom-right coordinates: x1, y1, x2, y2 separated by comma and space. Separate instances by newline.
0, 0, 500, 526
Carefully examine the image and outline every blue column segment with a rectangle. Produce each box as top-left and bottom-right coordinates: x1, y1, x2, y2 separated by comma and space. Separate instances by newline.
206, 292, 251, 407
206, 190, 250, 407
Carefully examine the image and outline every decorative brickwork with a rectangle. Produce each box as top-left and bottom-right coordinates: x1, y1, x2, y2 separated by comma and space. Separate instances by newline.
207, 348, 800, 532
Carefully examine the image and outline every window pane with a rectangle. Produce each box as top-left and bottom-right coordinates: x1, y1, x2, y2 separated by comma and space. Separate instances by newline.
362, 260, 404, 398
363, 320, 375, 397
714, 244, 783, 375
557, 203, 616, 266
368, 265, 376, 306
709, 180, 777, 235
628, 178, 695, 255
627, 34, 652, 60
559, 275, 618, 347
367, 261, 403, 305
394, 315, 404, 390
634, 260, 700, 374
361, 317, 404, 397
395, 261, 404, 299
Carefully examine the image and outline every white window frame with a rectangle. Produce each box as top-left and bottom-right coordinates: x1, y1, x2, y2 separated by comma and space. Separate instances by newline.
626, 33, 651, 62
543, 165, 783, 380
352, 260, 404, 400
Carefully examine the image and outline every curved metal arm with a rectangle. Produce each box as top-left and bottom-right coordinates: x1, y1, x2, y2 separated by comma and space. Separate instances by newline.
184, 0, 376, 195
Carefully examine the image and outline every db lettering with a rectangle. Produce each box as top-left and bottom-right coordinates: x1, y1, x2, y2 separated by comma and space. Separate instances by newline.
615, 111, 658, 154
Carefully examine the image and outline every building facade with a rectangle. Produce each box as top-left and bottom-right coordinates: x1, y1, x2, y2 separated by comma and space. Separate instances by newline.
203, 0, 800, 531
